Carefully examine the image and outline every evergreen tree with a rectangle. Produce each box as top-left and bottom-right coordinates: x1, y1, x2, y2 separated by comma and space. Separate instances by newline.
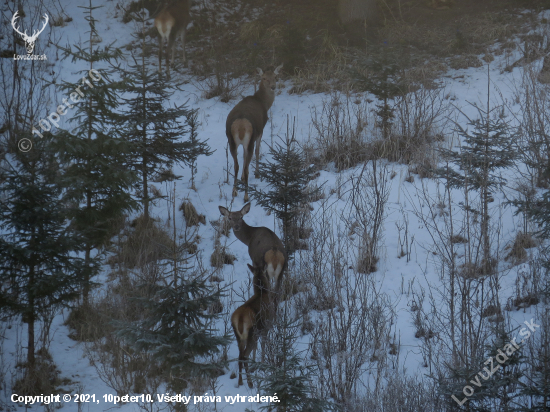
354, 46, 406, 140
54, 0, 138, 305
519, 312, 550, 411
0, 133, 81, 372
435, 105, 517, 274
442, 326, 525, 411
253, 305, 337, 412
245, 120, 319, 255
115, 260, 231, 394
118, 17, 212, 219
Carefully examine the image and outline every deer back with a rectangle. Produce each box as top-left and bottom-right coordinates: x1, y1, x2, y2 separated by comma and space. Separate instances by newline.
225, 95, 268, 144
156, 0, 190, 35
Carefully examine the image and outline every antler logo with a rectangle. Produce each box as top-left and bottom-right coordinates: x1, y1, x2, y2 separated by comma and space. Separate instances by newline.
11, 11, 49, 55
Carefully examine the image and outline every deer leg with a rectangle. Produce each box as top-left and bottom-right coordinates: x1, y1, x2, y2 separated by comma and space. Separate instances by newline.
158, 36, 163, 74
243, 334, 257, 389
230, 144, 239, 198
242, 148, 253, 203
254, 132, 262, 178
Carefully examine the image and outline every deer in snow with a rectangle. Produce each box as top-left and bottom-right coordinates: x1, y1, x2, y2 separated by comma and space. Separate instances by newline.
154, 0, 191, 79
226, 64, 283, 202
219, 203, 287, 294
11, 11, 49, 55
231, 264, 273, 388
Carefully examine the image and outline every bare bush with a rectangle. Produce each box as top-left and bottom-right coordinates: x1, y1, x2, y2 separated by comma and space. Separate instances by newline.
515, 65, 550, 188
345, 161, 390, 274
390, 85, 450, 168
297, 196, 393, 403
179, 199, 206, 227
347, 372, 442, 412
308, 92, 370, 170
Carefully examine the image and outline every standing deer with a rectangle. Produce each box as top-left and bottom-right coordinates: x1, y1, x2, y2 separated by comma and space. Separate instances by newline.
226, 64, 283, 202
232, 264, 273, 388
154, 0, 191, 79
219, 203, 286, 293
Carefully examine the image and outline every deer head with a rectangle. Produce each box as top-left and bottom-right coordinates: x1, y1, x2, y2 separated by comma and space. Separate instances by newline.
11, 11, 49, 55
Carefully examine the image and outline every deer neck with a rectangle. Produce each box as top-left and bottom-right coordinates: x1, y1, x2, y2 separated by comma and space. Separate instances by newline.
255, 83, 275, 111
234, 220, 255, 247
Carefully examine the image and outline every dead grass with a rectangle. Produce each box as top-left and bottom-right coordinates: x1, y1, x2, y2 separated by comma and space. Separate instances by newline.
180, 200, 206, 227
13, 349, 70, 397
506, 232, 536, 264
107, 215, 173, 269
65, 304, 107, 342
210, 246, 236, 268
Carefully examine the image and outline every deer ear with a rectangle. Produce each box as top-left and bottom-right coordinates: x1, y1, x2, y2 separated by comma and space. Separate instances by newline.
274, 64, 283, 75
247, 264, 255, 273
218, 206, 229, 216
256, 67, 263, 76
241, 203, 251, 216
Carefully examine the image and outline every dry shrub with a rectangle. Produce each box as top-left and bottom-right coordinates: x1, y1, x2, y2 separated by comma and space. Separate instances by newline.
506, 231, 536, 264
388, 84, 449, 168
510, 293, 540, 310
179, 200, 206, 227
13, 348, 68, 398
448, 54, 483, 70
109, 215, 173, 269
351, 372, 442, 412
308, 92, 370, 170
65, 304, 107, 342
239, 20, 264, 43
481, 304, 502, 318
458, 257, 497, 278
85, 263, 165, 396
210, 217, 231, 237
356, 234, 379, 274
210, 246, 236, 268
451, 234, 468, 244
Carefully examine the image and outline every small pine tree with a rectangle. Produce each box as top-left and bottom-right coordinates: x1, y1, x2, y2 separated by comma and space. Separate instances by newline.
253, 305, 337, 412
354, 46, 407, 140
0, 134, 81, 375
117, 13, 212, 219
520, 313, 550, 411
441, 326, 525, 412
245, 118, 318, 255
115, 264, 231, 394
54, 0, 139, 304
435, 105, 517, 274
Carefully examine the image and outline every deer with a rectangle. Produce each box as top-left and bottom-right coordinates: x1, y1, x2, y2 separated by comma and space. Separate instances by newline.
219, 203, 287, 294
11, 11, 49, 55
232, 264, 273, 388
154, 0, 191, 79
226, 64, 283, 202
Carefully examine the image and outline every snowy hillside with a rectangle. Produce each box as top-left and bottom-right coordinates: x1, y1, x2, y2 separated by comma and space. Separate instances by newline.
1, 0, 550, 411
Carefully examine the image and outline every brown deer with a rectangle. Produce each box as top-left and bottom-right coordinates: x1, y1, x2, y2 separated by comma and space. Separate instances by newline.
231, 264, 273, 388
154, 0, 191, 79
219, 203, 286, 293
226, 64, 283, 202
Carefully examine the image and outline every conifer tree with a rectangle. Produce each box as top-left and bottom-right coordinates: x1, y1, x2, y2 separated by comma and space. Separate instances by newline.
245, 119, 319, 255
443, 326, 525, 411
435, 105, 517, 274
115, 213, 230, 395
117, 16, 212, 219
54, 0, 138, 305
0, 133, 81, 373
520, 313, 550, 411
354, 47, 406, 140
254, 305, 337, 412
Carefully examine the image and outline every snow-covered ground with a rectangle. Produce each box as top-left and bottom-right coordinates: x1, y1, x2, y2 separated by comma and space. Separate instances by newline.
1, 0, 547, 410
